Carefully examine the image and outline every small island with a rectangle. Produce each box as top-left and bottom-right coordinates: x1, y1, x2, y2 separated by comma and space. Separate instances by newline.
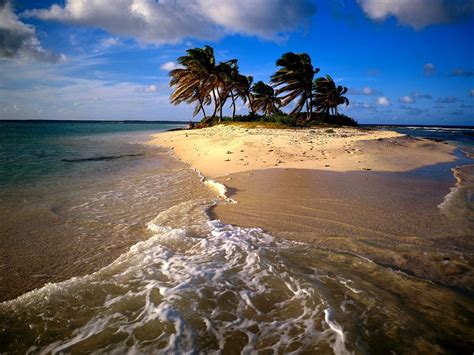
1, 2, 473, 354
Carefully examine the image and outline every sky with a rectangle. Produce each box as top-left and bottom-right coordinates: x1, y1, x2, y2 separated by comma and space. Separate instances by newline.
0, 0, 473, 125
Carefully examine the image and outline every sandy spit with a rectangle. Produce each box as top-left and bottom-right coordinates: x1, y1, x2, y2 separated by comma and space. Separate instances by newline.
149, 125, 455, 179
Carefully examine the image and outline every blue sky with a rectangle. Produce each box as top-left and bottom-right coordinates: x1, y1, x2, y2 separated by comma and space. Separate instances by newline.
1, 0, 473, 125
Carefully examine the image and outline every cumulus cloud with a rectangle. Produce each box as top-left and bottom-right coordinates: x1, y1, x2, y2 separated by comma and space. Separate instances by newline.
145, 84, 158, 92
398, 92, 432, 104
358, 0, 474, 29
160, 61, 182, 71
199, 0, 316, 39
423, 63, 436, 76
0, 60, 183, 120
399, 95, 414, 103
377, 96, 390, 106
101, 37, 120, 47
350, 86, 377, 95
0, 0, 64, 62
25, 0, 317, 44
362, 87, 374, 95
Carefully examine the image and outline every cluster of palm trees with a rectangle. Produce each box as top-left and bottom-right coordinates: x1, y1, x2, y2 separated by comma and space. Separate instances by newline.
169, 45, 349, 124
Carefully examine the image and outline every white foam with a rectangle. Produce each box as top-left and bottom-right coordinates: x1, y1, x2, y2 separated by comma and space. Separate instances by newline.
324, 308, 353, 355
2, 198, 353, 353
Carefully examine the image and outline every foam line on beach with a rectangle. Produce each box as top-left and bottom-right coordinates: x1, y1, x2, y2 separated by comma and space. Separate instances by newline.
163, 145, 236, 203
0, 197, 352, 353
438, 164, 473, 209
438, 168, 461, 211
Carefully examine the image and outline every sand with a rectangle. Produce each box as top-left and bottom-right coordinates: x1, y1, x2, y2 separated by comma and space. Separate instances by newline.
209, 168, 473, 291
150, 125, 455, 178
150, 124, 472, 291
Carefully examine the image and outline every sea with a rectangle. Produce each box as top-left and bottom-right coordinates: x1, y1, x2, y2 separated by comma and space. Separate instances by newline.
0, 121, 472, 353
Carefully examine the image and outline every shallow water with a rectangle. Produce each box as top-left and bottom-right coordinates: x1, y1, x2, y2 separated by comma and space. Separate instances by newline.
0, 122, 473, 353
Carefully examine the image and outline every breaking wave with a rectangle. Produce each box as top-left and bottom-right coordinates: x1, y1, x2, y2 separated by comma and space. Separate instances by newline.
0, 197, 352, 354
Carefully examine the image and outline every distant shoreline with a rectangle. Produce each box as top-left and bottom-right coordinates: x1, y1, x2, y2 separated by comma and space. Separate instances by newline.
0, 119, 190, 124
0, 119, 473, 129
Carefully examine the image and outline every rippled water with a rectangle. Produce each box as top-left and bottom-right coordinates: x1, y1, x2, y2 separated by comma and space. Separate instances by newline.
0, 122, 473, 353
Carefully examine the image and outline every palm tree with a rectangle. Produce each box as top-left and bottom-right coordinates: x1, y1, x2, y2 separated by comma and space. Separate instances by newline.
235, 75, 255, 115
169, 67, 210, 120
169, 46, 218, 123
251, 81, 281, 116
215, 59, 240, 122
313, 75, 349, 116
270, 52, 320, 120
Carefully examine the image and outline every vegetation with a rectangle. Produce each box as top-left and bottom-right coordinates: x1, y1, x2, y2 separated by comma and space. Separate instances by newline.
169, 45, 355, 127
270, 52, 319, 121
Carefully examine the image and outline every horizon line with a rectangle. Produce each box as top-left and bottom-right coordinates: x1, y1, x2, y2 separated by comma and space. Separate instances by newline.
0, 119, 472, 128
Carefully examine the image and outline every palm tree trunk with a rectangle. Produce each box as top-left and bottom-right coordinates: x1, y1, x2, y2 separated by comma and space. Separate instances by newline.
247, 94, 255, 115
211, 90, 219, 119
198, 97, 207, 120
218, 90, 224, 123
230, 90, 236, 120
219, 98, 223, 123
306, 99, 311, 121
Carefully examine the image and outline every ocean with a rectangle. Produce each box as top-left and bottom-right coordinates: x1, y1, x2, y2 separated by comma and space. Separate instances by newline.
0, 121, 472, 353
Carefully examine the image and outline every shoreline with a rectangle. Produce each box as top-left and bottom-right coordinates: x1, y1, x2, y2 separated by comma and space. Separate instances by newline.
2, 124, 472, 353
149, 124, 456, 179
150, 124, 473, 292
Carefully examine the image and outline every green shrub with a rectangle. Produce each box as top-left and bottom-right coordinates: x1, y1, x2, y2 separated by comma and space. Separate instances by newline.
321, 114, 358, 126
268, 112, 297, 126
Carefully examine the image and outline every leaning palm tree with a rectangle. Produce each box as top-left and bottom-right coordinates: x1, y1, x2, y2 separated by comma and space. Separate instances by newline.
235, 75, 255, 115
169, 46, 219, 123
313, 75, 349, 116
270, 52, 320, 120
251, 81, 281, 116
215, 59, 240, 121
169, 67, 210, 120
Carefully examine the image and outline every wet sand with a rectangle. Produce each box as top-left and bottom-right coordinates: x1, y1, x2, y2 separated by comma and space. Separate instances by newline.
0, 149, 211, 302
210, 168, 474, 292
152, 124, 472, 291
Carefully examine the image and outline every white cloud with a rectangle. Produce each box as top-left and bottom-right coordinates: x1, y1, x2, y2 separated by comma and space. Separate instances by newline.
0, 0, 64, 62
160, 61, 182, 71
399, 95, 414, 103
145, 84, 158, 92
349, 86, 377, 96
423, 63, 436, 76
358, 0, 474, 29
101, 37, 120, 47
198, 0, 316, 39
362, 86, 374, 95
0, 60, 187, 120
25, 0, 316, 44
377, 96, 390, 106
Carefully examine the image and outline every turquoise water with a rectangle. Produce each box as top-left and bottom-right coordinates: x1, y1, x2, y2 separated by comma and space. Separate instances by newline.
368, 125, 474, 148
0, 120, 185, 187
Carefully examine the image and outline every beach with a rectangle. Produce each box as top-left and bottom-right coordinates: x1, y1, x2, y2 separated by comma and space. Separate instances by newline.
150, 125, 473, 292
1, 122, 472, 353
150, 124, 456, 177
